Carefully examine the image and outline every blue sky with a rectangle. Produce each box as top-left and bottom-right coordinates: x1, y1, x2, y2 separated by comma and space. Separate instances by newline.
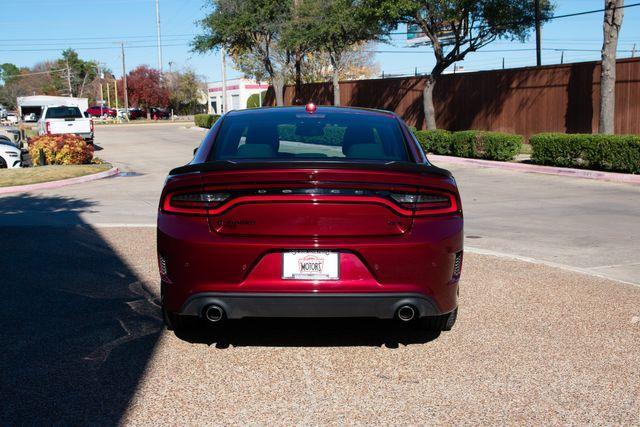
1, 0, 639, 83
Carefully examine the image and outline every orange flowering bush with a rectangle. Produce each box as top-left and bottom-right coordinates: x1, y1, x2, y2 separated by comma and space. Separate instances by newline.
28, 134, 94, 166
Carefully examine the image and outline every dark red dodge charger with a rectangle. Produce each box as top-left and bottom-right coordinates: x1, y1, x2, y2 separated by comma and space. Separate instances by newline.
158, 105, 463, 333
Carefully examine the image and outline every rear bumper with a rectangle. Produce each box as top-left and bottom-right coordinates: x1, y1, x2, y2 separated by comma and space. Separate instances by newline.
178, 292, 445, 319
77, 132, 94, 142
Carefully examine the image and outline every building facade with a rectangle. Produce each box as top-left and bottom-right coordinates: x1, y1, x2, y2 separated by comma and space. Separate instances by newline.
207, 78, 269, 115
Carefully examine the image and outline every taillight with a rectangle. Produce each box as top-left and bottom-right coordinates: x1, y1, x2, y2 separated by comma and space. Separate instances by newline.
390, 191, 458, 215
45, 121, 51, 134
161, 191, 230, 215
90, 119, 94, 132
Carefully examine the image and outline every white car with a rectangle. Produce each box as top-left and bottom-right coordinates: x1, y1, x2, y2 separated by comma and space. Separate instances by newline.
0, 138, 21, 168
5, 113, 18, 124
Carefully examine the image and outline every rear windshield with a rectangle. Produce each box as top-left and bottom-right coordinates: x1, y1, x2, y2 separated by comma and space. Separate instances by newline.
210, 110, 409, 162
45, 107, 83, 119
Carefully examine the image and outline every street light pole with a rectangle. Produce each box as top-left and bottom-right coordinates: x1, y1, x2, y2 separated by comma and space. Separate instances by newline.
121, 43, 129, 121
221, 48, 227, 114
156, 0, 163, 73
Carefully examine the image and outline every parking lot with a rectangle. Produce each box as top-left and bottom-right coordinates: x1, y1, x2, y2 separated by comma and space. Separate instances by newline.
1, 123, 639, 424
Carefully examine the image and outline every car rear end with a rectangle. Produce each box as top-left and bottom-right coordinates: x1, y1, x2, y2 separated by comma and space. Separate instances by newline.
158, 107, 463, 332
42, 106, 94, 143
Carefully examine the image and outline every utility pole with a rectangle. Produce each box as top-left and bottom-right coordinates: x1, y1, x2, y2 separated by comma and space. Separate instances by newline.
535, 0, 542, 67
560, 50, 565, 64
121, 43, 129, 121
65, 60, 73, 97
221, 48, 227, 114
502, 57, 505, 69
156, 0, 163, 73
97, 64, 104, 116
106, 80, 110, 107
114, 80, 119, 109
632, 43, 637, 58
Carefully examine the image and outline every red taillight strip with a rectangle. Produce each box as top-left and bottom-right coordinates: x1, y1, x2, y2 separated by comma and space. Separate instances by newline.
161, 189, 460, 216
206, 194, 416, 216
413, 192, 458, 216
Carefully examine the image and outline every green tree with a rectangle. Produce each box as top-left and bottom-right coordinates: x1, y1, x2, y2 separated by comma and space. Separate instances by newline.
169, 69, 207, 114
0, 63, 21, 108
290, 0, 389, 106
52, 49, 99, 97
377, 0, 554, 129
193, 0, 293, 106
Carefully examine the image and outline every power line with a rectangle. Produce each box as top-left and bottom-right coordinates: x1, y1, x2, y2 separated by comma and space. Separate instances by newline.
1, 68, 67, 77
387, 2, 640, 36
0, 43, 189, 52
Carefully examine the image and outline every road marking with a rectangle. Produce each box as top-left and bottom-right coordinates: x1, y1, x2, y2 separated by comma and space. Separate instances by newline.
465, 246, 640, 288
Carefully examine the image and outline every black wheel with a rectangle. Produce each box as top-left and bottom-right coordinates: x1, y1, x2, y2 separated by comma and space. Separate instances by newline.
419, 307, 458, 332
0, 156, 7, 169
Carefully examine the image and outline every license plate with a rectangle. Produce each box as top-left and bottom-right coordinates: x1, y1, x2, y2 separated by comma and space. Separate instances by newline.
282, 251, 339, 280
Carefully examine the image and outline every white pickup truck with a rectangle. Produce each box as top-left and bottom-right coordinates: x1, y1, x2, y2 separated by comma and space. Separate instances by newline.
37, 105, 94, 143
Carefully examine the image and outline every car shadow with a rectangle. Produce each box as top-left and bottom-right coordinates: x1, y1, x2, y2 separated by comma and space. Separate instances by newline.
0, 194, 161, 424
176, 318, 441, 348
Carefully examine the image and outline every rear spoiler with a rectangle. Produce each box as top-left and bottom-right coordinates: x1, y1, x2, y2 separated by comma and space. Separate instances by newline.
169, 160, 452, 179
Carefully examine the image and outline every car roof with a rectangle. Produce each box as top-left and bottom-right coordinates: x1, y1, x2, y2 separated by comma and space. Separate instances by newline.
225, 105, 398, 119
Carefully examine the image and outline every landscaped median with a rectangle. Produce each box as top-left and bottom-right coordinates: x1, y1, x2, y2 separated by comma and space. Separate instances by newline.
0, 134, 118, 194
0, 164, 113, 188
414, 128, 639, 184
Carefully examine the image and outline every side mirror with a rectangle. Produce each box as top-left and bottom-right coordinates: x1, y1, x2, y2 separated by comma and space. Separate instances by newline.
193, 146, 199, 156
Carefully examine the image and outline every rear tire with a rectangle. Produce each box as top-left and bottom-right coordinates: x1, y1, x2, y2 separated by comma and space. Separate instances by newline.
0, 156, 6, 169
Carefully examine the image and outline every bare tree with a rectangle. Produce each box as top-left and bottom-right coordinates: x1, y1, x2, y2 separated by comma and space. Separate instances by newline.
599, 0, 624, 134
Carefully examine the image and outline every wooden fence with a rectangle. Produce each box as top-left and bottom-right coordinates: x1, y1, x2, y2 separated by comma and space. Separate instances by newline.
264, 58, 640, 138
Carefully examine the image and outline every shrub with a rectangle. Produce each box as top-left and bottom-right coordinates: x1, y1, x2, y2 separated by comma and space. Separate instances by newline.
477, 132, 523, 161
194, 114, 220, 128
451, 130, 522, 161
414, 129, 452, 155
28, 134, 94, 166
530, 133, 640, 173
414, 129, 521, 161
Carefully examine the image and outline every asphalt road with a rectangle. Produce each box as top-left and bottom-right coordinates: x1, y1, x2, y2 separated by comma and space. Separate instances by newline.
1, 123, 639, 424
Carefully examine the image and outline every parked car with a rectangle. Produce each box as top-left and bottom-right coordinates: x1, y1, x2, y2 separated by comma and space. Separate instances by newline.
24, 113, 38, 122
5, 113, 19, 124
0, 137, 22, 168
149, 107, 170, 119
86, 105, 117, 118
0, 125, 22, 146
37, 105, 94, 143
128, 108, 146, 120
159, 105, 463, 334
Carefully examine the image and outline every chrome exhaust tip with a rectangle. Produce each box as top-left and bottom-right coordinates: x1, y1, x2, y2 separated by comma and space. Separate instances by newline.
397, 305, 416, 322
204, 305, 225, 323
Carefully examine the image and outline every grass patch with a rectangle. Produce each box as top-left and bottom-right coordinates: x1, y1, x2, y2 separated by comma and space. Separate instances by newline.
0, 163, 112, 187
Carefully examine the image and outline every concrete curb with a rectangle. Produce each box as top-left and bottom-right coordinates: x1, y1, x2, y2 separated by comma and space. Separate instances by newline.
0, 166, 120, 195
429, 155, 640, 185
94, 121, 190, 127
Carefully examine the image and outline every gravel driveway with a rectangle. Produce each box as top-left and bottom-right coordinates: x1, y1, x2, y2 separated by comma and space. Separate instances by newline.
1, 124, 638, 424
